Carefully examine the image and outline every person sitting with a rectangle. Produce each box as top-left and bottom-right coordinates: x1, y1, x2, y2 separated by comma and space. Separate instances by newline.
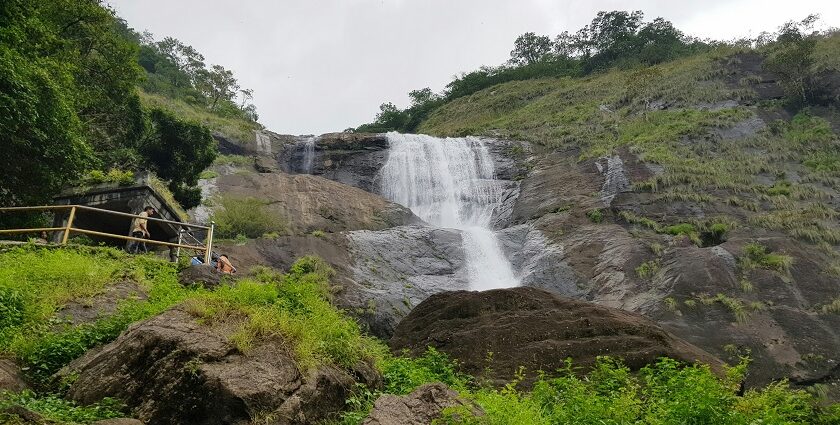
216, 254, 237, 274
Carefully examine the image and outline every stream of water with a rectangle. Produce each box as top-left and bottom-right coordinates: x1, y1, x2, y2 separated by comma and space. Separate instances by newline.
300, 136, 316, 174
380, 132, 519, 291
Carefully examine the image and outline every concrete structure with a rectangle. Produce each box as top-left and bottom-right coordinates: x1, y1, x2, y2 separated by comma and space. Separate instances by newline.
51, 172, 203, 257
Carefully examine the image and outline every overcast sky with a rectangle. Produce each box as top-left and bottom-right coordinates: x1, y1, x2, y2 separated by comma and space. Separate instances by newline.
109, 0, 840, 135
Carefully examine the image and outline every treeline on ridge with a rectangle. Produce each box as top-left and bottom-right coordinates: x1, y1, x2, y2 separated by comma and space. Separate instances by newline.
354, 11, 836, 134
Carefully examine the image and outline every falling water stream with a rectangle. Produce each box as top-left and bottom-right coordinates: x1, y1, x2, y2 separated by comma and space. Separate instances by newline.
300, 136, 316, 174
380, 132, 519, 291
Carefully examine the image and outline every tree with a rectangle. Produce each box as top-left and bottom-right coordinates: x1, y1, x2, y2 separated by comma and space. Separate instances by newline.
198, 65, 239, 111
764, 15, 819, 107
142, 108, 217, 209
509, 32, 553, 65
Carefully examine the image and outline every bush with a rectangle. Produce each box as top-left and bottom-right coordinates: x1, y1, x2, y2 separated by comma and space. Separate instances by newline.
586, 209, 604, 223
741, 242, 793, 273
0, 391, 125, 424
211, 196, 286, 239
79, 169, 135, 186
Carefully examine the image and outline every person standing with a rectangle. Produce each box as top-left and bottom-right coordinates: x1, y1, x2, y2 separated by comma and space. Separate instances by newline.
128, 206, 156, 254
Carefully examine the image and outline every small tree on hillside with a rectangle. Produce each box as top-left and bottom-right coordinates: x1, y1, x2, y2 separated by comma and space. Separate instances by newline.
764, 15, 819, 108
198, 65, 240, 111
509, 32, 553, 65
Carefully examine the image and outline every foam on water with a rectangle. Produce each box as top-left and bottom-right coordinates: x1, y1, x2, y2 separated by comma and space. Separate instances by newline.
380, 132, 519, 290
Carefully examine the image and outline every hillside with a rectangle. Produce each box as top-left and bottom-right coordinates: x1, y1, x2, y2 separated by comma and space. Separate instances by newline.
4, 6, 840, 425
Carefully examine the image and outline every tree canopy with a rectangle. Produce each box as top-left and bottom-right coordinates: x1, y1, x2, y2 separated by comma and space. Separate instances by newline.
0, 0, 239, 213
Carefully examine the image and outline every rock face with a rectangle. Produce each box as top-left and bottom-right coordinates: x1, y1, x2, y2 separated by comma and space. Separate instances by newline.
278, 133, 389, 192
61, 308, 379, 425
363, 383, 482, 425
345, 226, 469, 337
0, 357, 29, 392
390, 287, 722, 387
178, 265, 223, 289
214, 171, 419, 235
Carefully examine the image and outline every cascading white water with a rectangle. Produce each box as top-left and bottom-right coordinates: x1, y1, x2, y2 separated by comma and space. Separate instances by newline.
300, 136, 316, 174
380, 132, 519, 291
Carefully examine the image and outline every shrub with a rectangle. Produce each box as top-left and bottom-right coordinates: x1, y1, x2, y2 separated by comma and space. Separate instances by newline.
0, 391, 125, 423
211, 195, 286, 239
80, 169, 135, 186
586, 209, 604, 223
636, 260, 660, 279
741, 242, 793, 273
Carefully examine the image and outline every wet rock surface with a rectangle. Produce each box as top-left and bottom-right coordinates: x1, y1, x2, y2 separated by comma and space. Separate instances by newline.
363, 383, 482, 425
345, 226, 468, 337
390, 287, 723, 387
60, 308, 379, 425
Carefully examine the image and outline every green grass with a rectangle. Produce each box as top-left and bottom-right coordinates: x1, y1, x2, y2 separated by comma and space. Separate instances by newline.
0, 391, 126, 424
183, 256, 386, 371
740, 242, 793, 274
586, 209, 603, 223
210, 195, 287, 239
213, 154, 254, 167
635, 260, 660, 280
335, 353, 836, 425
0, 245, 192, 385
139, 90, 261, 144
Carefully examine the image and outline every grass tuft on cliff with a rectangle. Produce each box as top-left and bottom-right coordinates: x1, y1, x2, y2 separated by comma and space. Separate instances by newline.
183, 256, 386, 371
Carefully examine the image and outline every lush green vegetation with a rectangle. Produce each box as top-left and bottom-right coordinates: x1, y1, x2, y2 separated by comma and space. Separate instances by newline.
0, 0, 262, 215
211, 195, 287, 239
1, 245, 838, 423
333, 350, 839, 425
0, 245, 191, 385
0, 391, 126, 424
354, 11, 712, 133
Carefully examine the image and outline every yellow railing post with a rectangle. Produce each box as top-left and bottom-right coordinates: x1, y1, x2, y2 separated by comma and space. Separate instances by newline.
204, 221, 215, 264
61, 206, 77, 244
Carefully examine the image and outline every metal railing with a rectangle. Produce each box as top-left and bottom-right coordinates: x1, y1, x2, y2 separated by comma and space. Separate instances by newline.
0, 205, 215, 263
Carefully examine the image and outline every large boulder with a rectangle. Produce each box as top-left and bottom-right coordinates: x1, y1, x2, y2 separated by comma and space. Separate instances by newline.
214, 172, 419, 235
390, 287, 722, 387
363, 383, 481, 425
0, 357, 29, 392
178, 265, 223, 289
59, 308, 379, 425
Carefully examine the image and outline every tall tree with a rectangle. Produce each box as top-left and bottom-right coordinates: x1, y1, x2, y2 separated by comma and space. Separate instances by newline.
509, 32, 553, 65
199, 65, 239, 111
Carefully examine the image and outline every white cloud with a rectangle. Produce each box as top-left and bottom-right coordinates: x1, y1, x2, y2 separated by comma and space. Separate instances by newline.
109, 0, 840, 134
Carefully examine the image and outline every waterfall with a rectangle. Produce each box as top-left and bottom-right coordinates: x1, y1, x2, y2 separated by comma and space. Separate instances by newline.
300, 136, 316, 174
380, 132, 519, 291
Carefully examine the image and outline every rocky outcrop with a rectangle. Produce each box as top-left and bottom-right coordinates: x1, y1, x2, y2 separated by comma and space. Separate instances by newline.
178, 265, 223, 289
344, 226, 469, 337
363, 383, 482, 425
214, 171, 419, 235
279, 133, 389, 192
60, 308, 379, 425
390, 287, 722, 387
0, 358, 29, 392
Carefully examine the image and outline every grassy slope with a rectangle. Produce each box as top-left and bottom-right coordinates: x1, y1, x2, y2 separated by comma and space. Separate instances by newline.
0, 245, 837, 423
139, 90, 263, 144
419, 45, 840, 249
